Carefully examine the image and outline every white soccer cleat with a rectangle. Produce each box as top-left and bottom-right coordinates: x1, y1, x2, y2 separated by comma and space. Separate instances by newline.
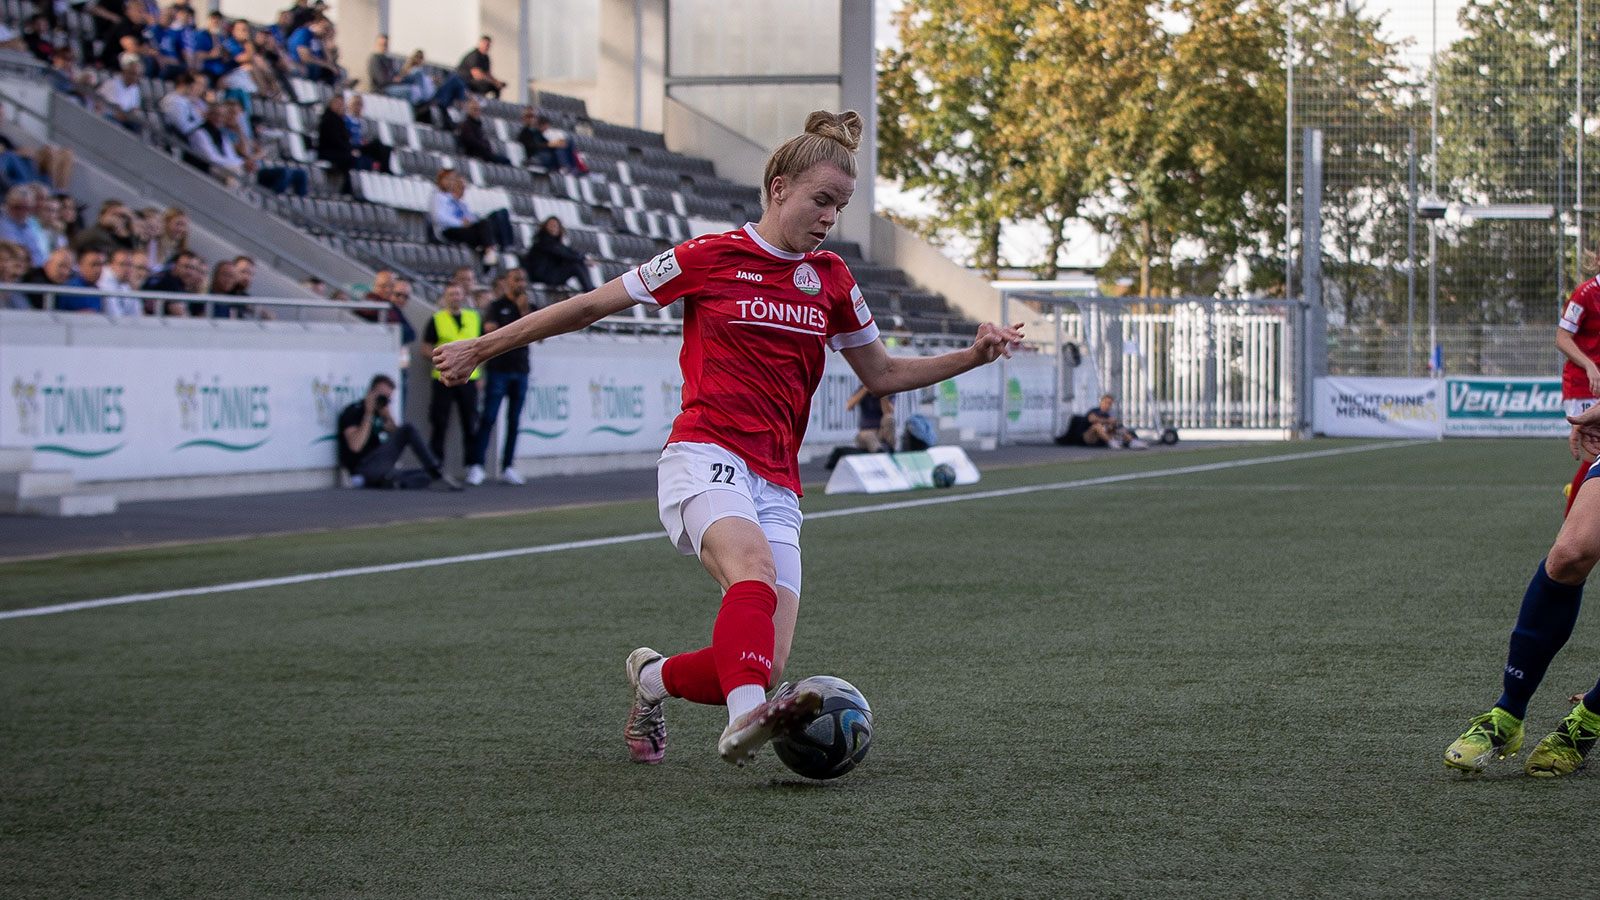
717, 684, 822, 767
623, 647, 667, 764
465, 464, 486, 486
499, 467, 525, 485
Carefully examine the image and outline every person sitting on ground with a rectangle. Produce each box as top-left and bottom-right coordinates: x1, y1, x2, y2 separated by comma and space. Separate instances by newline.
0, 239, 32, 309
456, 35, 504, 97
455, 97, 509, 165
71, 200, 135, 256
431, 167, 515, 264
97, 54, 144, 133
1083, 393, 1147, 449
338, 373, 462, 490
521, 216, 594, 292
517, 111, 579, 173
21, 244, 72, 309
846, 382, 896, 452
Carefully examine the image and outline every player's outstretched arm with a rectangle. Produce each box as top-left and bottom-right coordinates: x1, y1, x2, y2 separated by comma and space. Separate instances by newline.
841, 322, 1024, 397
433, 279, 635, 385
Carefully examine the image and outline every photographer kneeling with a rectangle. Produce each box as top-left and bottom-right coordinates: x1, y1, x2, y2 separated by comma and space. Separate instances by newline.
339, 374, 463, 490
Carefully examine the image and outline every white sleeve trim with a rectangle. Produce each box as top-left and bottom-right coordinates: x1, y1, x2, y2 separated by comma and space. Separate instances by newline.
1561, 317, 1581, 334
828, 321, 880, 351
621, 268, 658, 306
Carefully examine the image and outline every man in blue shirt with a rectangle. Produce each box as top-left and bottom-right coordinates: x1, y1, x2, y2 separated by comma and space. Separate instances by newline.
59, 248, 105, 312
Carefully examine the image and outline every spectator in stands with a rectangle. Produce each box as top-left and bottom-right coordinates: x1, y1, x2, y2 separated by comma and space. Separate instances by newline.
90, 0, 139, 71
221, 19, 253, 70
1, 185, 48, 266
40, 192, 75, 251
218, 43, 280, 117
0, 240, 31, 309
128, 251, 152, 312
456, 98, 509, 165
45, 48, 76, 97
360, 268, 416, 343
149, 5, 188, 80
219, 99, 307, 195
431, 167, 515, 265
345, 95, 392, 169
132, 206, 161, 265
517, 111, 579, 173
0, 19, 24, 54
154, 206, 189, 268
457, 35, 504, 98
231, 255, 256, 296
265, 9, 294, 51
118, 1, 159, 75
160, 71, 207, 139
143, 248, 203, 315
421, 282, 485, 477
21, 14, 59, 63
59, 247, 106, 312
97, 54, 144, 133
194, 11, 232, 81
72, 200, 135, 256
474, 268, 532, 485
339, 373, 462, 490
97, 246, 141, 316
189, 102, 253, 188
523, 216, 594, 292
21, 245, 72, 309
0, 105, 74, 191
449, 266, 476, 295
367, 33, 399, 92
287, 15, 337, 85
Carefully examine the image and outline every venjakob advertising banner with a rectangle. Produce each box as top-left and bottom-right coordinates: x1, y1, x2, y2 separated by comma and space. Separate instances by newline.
1443, 376, 1567, 437
1314, 376, 1442, 438
2, 344, 397, 481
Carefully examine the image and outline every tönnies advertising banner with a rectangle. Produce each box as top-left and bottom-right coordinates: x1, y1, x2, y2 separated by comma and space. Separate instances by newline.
1313, 377, 1442, 438
1442, 376, 1567, 437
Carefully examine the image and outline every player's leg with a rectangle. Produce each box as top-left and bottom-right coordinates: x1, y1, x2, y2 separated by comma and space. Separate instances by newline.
1521, 481, 1600, 775
1445, 476, 1600, 773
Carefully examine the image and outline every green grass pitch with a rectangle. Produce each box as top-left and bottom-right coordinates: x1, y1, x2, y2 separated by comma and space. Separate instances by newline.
3, 439, 1597, 898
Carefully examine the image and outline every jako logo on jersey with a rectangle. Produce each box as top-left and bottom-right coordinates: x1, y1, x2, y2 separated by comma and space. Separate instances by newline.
735, 298, 827, 332
793, 262, 821, 296
735, 270, 764, 282
641, 248, 682, 292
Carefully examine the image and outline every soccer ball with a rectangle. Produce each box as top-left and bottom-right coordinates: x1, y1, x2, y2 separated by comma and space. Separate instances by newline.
772, 675, 873, 780
931, 463, 957, 488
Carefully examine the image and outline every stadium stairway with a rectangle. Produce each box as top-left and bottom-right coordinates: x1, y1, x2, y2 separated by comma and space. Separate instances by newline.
0, 447, 117, 517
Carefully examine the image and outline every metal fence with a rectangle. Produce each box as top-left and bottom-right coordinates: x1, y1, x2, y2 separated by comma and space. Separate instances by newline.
1327, 323, 1560, 377
999, 287, 1315, 436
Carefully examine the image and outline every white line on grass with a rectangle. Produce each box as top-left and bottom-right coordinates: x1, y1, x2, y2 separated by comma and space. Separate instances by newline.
3, 440, 1425, 621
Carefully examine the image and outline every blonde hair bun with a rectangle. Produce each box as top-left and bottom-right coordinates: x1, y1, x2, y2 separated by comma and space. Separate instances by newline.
803, 110, 863, 153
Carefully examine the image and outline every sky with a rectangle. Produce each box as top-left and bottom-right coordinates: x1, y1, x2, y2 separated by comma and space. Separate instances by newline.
871, 0, 1472, 273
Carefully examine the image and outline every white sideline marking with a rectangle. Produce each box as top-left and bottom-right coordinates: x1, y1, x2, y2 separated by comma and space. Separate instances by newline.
2, 441, 1424, 621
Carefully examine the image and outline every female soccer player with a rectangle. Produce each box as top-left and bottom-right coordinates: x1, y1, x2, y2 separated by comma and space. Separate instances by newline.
1444, 403, 1600, 776
1559, 267, 1600, 515
434, 110, 1023, 767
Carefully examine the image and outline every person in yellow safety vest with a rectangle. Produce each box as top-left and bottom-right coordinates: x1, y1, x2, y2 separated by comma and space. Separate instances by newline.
420, 282, 486, 481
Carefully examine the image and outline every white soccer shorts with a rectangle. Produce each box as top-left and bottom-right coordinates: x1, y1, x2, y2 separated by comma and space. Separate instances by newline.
657, 441, 802, 596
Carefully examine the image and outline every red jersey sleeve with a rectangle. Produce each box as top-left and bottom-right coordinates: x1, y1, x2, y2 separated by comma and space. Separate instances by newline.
825, 262, 880, 351
621, 238, 719, 307
1562, 279, 1600, 334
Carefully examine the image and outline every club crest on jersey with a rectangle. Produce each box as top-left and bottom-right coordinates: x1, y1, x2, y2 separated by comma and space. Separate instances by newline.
792, 262, 821, 296
641, 248, 682, 292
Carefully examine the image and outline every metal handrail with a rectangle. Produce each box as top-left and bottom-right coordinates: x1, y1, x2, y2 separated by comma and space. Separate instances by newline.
1, 281, 391, 320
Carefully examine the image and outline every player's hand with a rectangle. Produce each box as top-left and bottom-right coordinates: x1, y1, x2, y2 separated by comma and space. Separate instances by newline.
1568, 403, 1600, 458
972, 322, 1025, 363
1587, 366, 1600, 398
433, 339, 481, 386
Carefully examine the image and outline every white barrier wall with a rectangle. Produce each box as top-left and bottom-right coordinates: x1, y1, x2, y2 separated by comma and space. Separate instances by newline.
1313, 375, 1567, 438
0, 311, 400, 482
505, 336, 1064, 464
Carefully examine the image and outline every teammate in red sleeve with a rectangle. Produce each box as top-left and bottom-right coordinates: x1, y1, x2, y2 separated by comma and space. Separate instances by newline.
1558, 275, 1600, 516
434, 110, 1023, 769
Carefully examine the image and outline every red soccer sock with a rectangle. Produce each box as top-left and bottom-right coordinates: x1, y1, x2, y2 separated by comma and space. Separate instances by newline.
712, 580, 778, 698
1566, 461, 1590, 518
661, 647, 723, 705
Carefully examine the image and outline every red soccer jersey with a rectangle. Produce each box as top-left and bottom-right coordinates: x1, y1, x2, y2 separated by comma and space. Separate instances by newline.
622, 224, 879, 494
1561, 276, 1600, 398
